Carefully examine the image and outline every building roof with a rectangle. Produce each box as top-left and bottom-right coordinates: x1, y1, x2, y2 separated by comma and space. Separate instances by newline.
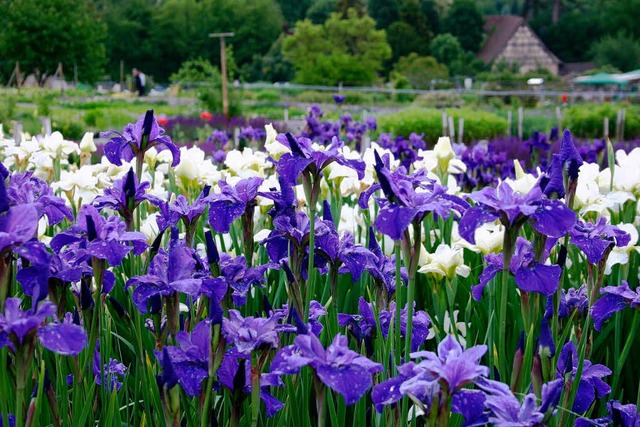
478, 15, 561, 66
559, 62, 596, 76
478, 15, 525, 64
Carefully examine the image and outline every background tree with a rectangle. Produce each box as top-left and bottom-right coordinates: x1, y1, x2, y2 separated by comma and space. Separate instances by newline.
276, 0, 313, 27
0, 0, 106, 84
368, 0, 399, 29
590, 32, 640, 72
99, 0, 155, 82
306, 0, 336, 24
282, 9, 391, 85
392, 53, 449, 89
334, 0, 367, 17
443, 0, 484, 53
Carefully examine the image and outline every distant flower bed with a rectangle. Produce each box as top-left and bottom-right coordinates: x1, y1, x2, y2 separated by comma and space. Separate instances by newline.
0, 106, 639, 426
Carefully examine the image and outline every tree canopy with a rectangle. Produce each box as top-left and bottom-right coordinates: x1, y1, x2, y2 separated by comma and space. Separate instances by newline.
0, 0, 106, 83
282, 9, 391, 85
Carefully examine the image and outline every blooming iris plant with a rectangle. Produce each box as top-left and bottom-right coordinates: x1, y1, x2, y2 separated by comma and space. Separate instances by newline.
1, 113, 639, 427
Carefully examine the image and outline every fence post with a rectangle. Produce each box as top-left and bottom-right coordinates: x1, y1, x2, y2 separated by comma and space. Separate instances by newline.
555, 107, 562, 131
517, 107, 524, 140
442, 111, 447, 137
458, 118, 464, 144
604, 117, 609, 139
448, 116, 455, 140
42, 117, 52, 136
14, 122, 22, 145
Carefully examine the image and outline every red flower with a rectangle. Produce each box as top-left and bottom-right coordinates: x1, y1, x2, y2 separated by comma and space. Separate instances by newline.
157, 117, 169, 126
200, 111, 213, 121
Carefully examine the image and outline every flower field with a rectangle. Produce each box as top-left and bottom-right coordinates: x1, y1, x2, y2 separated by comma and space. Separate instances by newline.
0, 104, 639, 427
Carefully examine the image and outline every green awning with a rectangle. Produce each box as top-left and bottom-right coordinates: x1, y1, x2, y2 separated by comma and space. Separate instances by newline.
574, 72, 628, 86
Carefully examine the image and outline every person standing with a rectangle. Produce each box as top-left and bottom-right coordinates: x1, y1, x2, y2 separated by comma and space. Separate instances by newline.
133, 68, 146, 96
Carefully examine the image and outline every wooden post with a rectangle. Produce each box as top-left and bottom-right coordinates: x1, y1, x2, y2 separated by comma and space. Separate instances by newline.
120, 60, 124, 92
14, 122, 22, 145
620, 109, 626, 142
604, 117, 609, 138
284, 107, 289, 126
615, 110, 622, 141
517, 107, 524, 140
361, 134, 370, 154
458, 118, 464, 144
507, 110, 512, 136
442, 111, 447, 136
42, 117, 52, 136
233, 127, 240, 149
209, 32, 235, 121
15, 62, 22, 93
555, 107, 562, 131
448, 116, 455, 140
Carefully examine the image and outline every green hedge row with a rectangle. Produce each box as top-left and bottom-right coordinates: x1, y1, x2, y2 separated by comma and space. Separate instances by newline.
377, 108, 507, 143
562, 104, 640, 139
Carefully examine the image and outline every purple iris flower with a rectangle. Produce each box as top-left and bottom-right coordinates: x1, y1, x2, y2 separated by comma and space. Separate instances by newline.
476, 377, 563, 426
539, 154, 565, 198
0, 176, 39, 254
370, 151, 468, 240
410, 335, 488, 394
51, 205, 147, 267
273, 300, 326, 337
366, 227, 407, 297
333, 94, 346, 104
215, 253, 277, 306
313, 204, 377, 281
570, 218, 630, 265
94, 340, 127, 391
560, 129, 583, 180
459, 181, 576, 245
0, 298, 87, 355
93, 168, 150, 225
208, 177, 263, 234
372, 335, 487, 416
576, 399, 640, 427
223, 310, 287, 355
379, 302, 431, 352
274, 132, 365, 187
126, 235, 201, 313
270, 332, 383, 405
524, 131, 551, 153
217, 354, 284, 417
7, 171, 73, 226
591, 281, 640, 331
340, 298, 430, 354
158, 320, 210, 396
473, 237, 562, 300
544, 284, 588, 320
338, 297, 377, 352
101, 109, 180, 167
556, 341, 611, 413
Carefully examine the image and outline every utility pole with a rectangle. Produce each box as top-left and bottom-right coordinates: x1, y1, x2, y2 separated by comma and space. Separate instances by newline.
208, 32, 234, 121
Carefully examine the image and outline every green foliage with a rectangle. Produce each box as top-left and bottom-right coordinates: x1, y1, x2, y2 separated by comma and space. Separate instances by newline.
283, 10, 391, 85
276, 0, 313, 25
254, 35, 295, 83
429, 33, 463, 65
392, 54, 449, 89
590, 32, 640, 73
170, 58, 221, 85
334, 0, 367, 17
368, 0, 400, 28
443, 0, 484, 53
0, 0, 106, 83
306, 0, 336, 24
563, 104, 640, 139
378, 107, 506, 142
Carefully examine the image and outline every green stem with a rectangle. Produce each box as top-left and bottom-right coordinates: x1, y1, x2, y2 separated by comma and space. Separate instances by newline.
314, 376, 326, 427
499, 228, 516, 380
250, 355, 261, 427
393, 241, 402, 366
611, 312, 639, 397
404, 221, 421, 359
305, 205, 316, 319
